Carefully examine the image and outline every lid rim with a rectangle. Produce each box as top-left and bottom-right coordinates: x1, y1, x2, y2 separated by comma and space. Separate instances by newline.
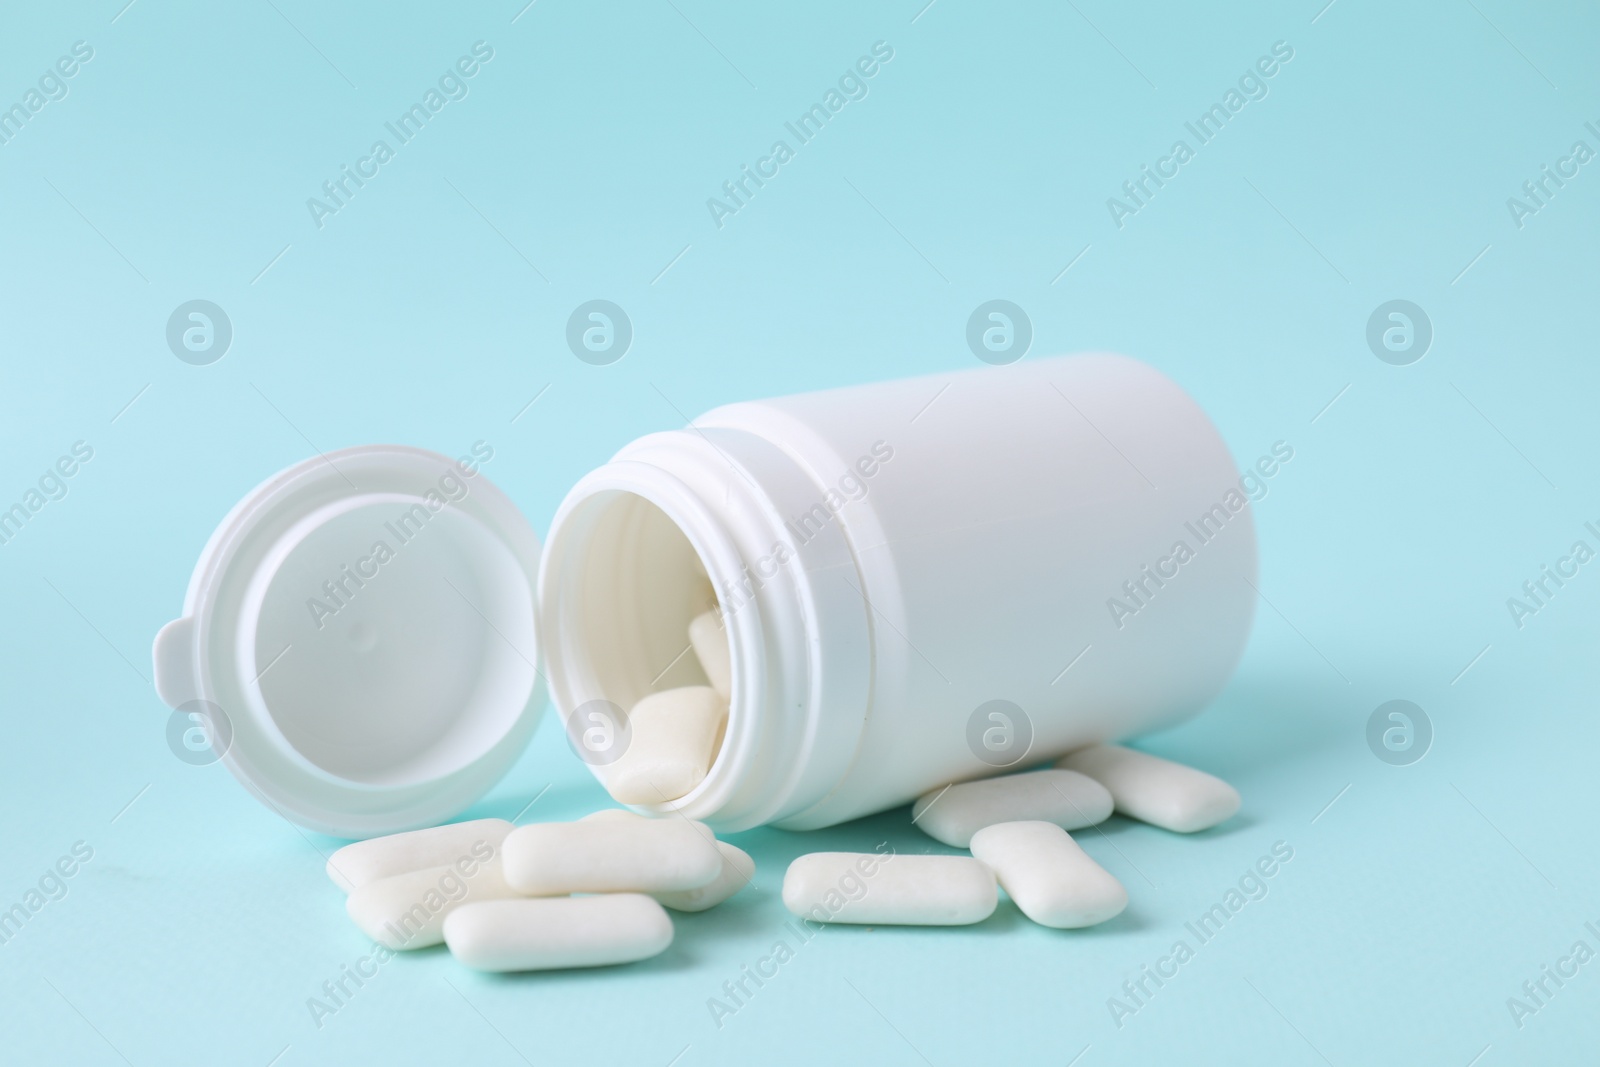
156, 443, 545, 838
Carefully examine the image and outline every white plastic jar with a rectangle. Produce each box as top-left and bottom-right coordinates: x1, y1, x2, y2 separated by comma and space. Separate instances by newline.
153, 354, 1255, 837
539, 353, 1256, 831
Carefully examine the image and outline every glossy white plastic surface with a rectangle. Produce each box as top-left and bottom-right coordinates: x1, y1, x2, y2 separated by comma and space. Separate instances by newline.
541, 355, 1257, 831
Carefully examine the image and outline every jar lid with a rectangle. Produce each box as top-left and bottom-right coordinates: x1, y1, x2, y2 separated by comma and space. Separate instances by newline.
151, 444, 544, 838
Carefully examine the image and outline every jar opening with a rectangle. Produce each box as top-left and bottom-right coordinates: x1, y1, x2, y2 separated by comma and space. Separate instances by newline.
557, 491, 722, 709
539, 429, 872, 831
542, 486, 752, 812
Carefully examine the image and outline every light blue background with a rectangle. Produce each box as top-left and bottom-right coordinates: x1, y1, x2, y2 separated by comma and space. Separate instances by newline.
3, 0, 1598, 1063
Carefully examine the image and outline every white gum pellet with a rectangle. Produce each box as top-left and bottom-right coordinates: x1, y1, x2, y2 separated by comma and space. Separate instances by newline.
444, 895, 674, 972
578, 809, 752, 911
688, 611, 732, 701
911, 768, 1114, 848
605, 686, 727, 804
502, 817, 723, 896
580, 808, 640, 822
782, 851, 997, 926
969, 821, 1127, 929
655, 841, 755, 912
1056, 744, 1240, 833
325, 818, 512, 893
346, 861, 517, 949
